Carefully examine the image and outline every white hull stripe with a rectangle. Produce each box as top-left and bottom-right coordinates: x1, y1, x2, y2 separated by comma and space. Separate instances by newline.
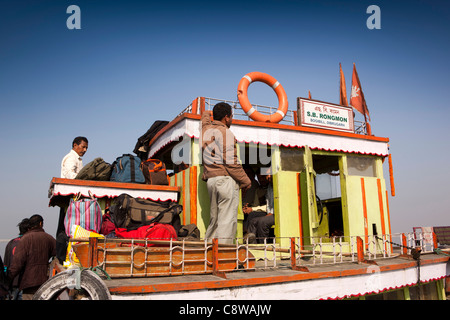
111, 260, 448, 300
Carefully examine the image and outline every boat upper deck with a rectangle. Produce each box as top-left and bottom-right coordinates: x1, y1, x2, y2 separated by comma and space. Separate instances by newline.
147, 97, 390, 160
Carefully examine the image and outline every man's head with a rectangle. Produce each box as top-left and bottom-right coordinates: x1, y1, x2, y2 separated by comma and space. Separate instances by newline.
28, 214, 44, 230
18, 218, 30, 235
257, 167, 272, 187
72, 136, 88, 157
213, 102, 233, 128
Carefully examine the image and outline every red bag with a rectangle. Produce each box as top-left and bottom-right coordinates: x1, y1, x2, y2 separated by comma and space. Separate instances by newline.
115, 223, 177, 246
100, 211, 115, 236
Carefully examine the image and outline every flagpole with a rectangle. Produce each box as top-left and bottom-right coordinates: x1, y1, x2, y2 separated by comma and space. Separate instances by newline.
364, 111, 371, 135
356, 64, 371, 135
357, 67, 372, 135
339, 63, 348, 106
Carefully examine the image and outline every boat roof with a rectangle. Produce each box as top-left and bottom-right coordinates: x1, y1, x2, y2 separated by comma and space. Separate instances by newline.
48, 178, 179, 206
148, 112, 390, 159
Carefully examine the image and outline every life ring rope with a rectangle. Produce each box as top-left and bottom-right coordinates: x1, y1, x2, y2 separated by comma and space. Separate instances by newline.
237, 72, 288, 123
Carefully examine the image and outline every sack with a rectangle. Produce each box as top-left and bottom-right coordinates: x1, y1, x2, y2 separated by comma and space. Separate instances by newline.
65, 225, 104, 268
110, 154, 145, 184
141, 159, 169, 185
75, 157, 112, 181
64, 194, 103, 237
133, 121, 169, 160
115, 223, 177, 246
178, 224, 200, 240
100, 210, 116, 236
110, 193, 182, 231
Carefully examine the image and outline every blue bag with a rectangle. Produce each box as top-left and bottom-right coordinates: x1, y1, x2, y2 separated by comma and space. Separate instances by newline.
110, 154, 145, 183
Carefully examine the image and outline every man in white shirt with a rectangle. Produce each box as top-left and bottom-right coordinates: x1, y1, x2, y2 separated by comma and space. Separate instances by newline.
57, 137, 88, 237
61, 136, 88, 179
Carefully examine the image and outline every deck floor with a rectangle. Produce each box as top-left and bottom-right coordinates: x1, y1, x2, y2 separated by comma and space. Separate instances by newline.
104, 252, 449, 297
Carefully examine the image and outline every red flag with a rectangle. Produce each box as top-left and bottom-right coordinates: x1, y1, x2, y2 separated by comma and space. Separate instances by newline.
350, 63, 370, 121
339, 63, 348, 106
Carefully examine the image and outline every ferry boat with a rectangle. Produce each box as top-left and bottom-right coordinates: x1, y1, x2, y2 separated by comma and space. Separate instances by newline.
41, 72, 450, 300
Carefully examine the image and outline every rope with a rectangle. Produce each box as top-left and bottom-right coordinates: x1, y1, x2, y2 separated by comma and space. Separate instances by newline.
374, 235, 416, 252
433, 248, 450, 257
82, 266, 111, 280
375, 235, 422, 298
375, 235, 450, 299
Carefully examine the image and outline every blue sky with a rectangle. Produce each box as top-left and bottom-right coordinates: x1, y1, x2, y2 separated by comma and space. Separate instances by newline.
1, 0, 449, 244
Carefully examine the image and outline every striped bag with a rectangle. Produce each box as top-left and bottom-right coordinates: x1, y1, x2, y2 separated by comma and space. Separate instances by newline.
64, 193, 102, 237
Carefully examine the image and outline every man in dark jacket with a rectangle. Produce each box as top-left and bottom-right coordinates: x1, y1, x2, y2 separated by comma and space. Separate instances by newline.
8, 214, 56, 300
0, 255, 8, 300
3, 218, 29, 299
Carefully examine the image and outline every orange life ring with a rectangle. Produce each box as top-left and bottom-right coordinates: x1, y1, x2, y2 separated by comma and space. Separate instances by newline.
237, 72, 288, 123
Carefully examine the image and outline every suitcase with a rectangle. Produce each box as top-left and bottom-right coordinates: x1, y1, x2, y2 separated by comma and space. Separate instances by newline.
110, 193, 182, 231
110, 154, 145, 184
141, 159, 169, 185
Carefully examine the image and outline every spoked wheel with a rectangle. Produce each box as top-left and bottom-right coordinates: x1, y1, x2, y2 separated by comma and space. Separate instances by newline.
33, 268, 111, 300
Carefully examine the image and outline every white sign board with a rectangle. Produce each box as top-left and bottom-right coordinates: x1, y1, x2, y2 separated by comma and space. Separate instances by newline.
298, 99, 354, 133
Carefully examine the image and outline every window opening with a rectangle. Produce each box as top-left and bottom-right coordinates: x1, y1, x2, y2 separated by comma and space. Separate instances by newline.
312, 155, 344, 237
280, 147, 304, 172
347, 155, 376, 177
239, 143, 273, 168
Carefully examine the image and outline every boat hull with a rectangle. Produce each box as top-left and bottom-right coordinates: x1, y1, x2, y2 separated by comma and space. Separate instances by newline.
105, 254, 449, 300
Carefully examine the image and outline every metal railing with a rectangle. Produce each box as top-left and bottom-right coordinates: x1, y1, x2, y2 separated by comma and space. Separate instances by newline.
177, 97, 368, 135
354, 120, 367, 135
68, 231, 440, 279
204, 97, 297, 126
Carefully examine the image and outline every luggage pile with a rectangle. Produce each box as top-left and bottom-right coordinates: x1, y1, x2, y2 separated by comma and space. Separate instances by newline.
76, 154, 169, 186
102, 193, 182, 239
60, 192, 200, 266
67, 123, 180, 241
63, 193, 183, 238
75, 120, 170, 185
59, 121, 200, 267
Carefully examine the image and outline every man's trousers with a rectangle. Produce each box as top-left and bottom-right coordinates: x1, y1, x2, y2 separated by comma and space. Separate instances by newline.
205, 176, 239, 244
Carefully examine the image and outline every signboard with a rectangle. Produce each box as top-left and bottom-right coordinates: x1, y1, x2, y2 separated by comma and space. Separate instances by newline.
298, 98, 354, 133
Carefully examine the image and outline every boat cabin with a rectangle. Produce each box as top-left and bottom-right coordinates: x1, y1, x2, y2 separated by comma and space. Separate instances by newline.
146, 96, 393, 252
